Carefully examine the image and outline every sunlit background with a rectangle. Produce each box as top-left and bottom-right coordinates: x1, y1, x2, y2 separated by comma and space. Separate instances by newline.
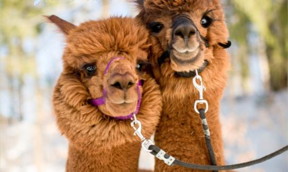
0, 0, 287, 171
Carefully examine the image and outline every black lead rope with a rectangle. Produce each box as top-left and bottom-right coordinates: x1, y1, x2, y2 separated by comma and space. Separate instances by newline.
148, 144, 288, 171
198, 108, 218, 172
144, 108, 288, 171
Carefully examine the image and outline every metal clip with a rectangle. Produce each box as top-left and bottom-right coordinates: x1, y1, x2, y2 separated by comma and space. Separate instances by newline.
192, 70, 209, 113
131, 114, 145, 141
131, 115, 153, 152
192, 70, 206, 100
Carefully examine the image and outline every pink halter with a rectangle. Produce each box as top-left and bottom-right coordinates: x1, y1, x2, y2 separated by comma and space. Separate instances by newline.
89, 57, 143, 120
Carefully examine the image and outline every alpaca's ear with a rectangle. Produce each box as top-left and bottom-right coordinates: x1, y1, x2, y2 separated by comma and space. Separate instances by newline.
46, 15, 76, 35
134, 0, 144, 9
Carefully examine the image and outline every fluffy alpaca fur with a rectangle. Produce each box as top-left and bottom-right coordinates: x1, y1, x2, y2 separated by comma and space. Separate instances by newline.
135, 0, 230, 171
50, 16, 162, 172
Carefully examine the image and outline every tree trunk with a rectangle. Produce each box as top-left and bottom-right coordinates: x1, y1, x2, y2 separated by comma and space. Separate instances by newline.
102, 0, 110, 18
266, 45, 288, 91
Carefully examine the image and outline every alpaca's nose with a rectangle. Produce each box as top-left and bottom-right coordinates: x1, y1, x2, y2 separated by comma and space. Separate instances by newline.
109, 73, 136, 91
172, 15, 198, 45
173, 24, 197, 41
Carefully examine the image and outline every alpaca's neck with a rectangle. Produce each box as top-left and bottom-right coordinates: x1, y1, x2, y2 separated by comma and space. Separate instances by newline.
161, 89, 222, 123
154, 82, 225, 171
66, 143, 141, 172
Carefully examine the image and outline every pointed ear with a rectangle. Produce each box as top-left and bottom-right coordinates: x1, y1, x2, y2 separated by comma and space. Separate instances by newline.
46, 15, 76, 35
134, 0, 144, 9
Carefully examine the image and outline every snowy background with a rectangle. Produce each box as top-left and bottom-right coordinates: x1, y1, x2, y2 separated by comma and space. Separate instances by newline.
0, 0, 287, 172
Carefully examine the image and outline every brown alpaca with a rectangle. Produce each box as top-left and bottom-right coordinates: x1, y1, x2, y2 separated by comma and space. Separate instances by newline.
49, 15, 162, 172
135, 0, 230, 171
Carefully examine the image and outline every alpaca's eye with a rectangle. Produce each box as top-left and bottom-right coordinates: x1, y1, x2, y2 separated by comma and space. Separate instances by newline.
136, 61, 149, 73
83, 64, 96, 76
201, 15, 213, 28
147, 22, 164, 33
136, 63, 144, 72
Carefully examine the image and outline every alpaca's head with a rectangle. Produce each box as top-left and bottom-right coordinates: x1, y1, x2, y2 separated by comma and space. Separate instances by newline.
136, 0, 230, 77
49, 16, 151, 118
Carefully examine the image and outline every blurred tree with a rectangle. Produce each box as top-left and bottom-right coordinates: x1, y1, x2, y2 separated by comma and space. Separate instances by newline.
0, 1, 49, 170
225, 2, 252, 93
229, 0, 288, 91
102, 0, 110, 17
0, 0, 43, 121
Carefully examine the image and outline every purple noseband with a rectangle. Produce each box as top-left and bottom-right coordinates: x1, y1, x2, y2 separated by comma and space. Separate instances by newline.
88, 57, 143, 120
89, 89, 107, 106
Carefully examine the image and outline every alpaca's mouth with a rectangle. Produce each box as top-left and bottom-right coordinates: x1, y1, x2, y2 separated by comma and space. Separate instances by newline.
111, 101, 136, 110
112, 102, 134, 109
169, 45, 205, 73
110, 99, 136, 105
171, 47, 201, 65
106, 100, 137, 117
172, 45, 199, 56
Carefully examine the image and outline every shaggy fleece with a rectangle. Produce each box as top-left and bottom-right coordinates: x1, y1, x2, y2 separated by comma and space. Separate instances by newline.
136, 0, 230, 171
51, 16, 162, 172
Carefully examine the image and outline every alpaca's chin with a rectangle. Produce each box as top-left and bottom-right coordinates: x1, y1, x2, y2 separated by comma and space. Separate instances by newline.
104, 101, 137, 117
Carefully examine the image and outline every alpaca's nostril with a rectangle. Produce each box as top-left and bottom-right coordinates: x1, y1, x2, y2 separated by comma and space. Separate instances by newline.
175, 30, 184, 38
111, 82, 122, 90
127, 81, 135, 89
189, 30, 196, 36
174, 24, 197, 39
110, 80, 135, 90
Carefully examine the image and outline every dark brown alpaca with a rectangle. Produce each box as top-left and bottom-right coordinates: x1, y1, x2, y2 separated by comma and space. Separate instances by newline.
135, 0, 230, 171
49, 15, 162, 172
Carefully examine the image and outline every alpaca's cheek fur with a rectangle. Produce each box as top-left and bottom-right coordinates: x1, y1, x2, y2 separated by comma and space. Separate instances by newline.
86, 77, 104, 99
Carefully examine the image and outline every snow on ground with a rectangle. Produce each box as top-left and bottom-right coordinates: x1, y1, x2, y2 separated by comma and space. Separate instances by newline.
221, 90, 288, 172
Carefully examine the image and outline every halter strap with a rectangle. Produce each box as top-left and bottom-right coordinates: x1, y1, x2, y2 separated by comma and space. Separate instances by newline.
89, 89, 107, 106
104, 56, 125, 74
88, 56, 143, 120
